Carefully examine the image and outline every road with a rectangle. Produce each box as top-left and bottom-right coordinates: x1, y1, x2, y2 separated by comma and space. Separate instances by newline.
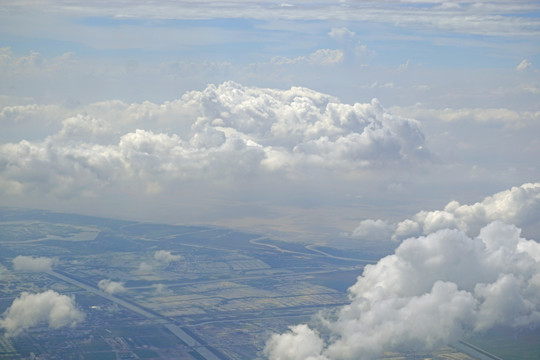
46, 270, 224, 360
453, 341, 505, 360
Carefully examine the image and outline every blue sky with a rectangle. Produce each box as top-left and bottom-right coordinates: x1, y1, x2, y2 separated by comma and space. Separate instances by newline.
1, 1, 538, 108
2, 2, 538, 64
0, 0, 539, 239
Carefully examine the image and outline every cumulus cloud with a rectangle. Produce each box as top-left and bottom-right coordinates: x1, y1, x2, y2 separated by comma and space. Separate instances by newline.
351, 219, 394, 242
0, 82, 429, 198
329, 27, 355, 41
154, 250, 182, 264
13, 255, 57, 272
0, 103, 69, 142
54, 114, 114, 143
265, 220, 540, 359
0, 47, 75, 77
326, 27, 374, 63
352, 182, 540, 241
265, 324, 325, 360
308, 49, 344, 65
98, 279, 126, 294
516, 59, 531, 71
0, 290, 84, 337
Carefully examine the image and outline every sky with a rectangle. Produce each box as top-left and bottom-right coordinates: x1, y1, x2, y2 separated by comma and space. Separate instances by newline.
1, 0, 539, 240
2, 1, 540, 358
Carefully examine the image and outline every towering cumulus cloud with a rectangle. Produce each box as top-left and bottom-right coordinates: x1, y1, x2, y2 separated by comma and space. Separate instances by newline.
0, 82, 428, 198
0, 290, 84, 337
265, 185, 540, 360
353, 182, 540, 241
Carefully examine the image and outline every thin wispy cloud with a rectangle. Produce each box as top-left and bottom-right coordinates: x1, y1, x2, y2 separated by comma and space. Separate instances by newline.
3, 1, 539, 38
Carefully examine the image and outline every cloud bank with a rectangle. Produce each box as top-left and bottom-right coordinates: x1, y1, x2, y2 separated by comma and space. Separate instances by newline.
353, 182, 540, 242
98, 279, 126, 295
265, 220, 540, 360
12, 255, 57, 272
0, 290, 84, 337
0, 82, 428, 199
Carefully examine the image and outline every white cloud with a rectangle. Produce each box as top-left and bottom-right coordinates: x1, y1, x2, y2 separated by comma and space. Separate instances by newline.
0, 82, 429, 199
0, 290, 84, 337
0, 102, 73, 143
137, 262, 152, 273
392, 105, 540, 128
329, 27, 355, 41
436, 2, 462, 10
97, 279, 126, 294
264, 324, 326, 360
13, 255, 57, 272
326, 27, 374, 63
397, 59, 410, 72
0, 47, 75, 76
154, 250, 182, 264
2, 1, 538, 38
369, 81, 395, 89
352, 182, 540, 242
516, 59, 531, 71
55, 114, 114, 144
352, 219, 394, 241
265, 220, 540, 359
0, 103, 66, 123
271, 49, 344, 66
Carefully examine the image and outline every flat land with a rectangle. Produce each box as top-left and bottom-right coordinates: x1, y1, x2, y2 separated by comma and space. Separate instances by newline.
0, 208, 531, 359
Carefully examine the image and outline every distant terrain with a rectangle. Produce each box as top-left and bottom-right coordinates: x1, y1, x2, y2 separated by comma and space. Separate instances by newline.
0, 208, 537, 359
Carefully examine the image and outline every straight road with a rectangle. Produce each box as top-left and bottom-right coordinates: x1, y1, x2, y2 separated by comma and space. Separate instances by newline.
47, 270, 223, 360
453, 341, 505, 360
